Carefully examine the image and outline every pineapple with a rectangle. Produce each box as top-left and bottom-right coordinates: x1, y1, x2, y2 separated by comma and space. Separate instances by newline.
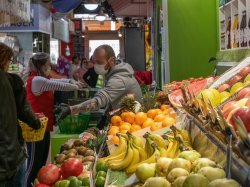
119, 95, 137, 113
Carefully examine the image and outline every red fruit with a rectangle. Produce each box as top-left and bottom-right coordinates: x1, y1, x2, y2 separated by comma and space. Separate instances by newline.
236, 87, 250, 100
61, 158, 83, 179
229, 75, 242, 85
246, 98, 250, 107
231, 107, 250, 132
218, 84, 230, 92
238, 66, 250, 77
37, 164, 60, 186
34, 184, 51, 187
222, 101, 238, 118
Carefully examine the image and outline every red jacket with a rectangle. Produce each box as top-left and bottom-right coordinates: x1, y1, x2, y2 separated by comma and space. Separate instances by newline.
26, 72, 55, 131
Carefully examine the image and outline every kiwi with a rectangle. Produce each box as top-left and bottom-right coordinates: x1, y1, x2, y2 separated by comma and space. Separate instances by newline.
82, 156, 95, 163
61, 150, 68, 155
55, 154, 66, 164
75, 155, 84, 162
73, 139, 85, 147
66, 152, 76, 159
78, 146, 87, 155
68, 148, 77, 154
84, 149, 95, 157
62, 143, 72, 150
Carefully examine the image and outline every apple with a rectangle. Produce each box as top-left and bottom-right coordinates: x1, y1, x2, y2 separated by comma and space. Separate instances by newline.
246, 98, 250, 107
244, 74, 250, 82
218, 84, 230, 92
228, 75, 242, 85
236, 87, 250, 100
226, 106, 242, 124
236, 98, 249, 107
230, 82, 244, 95
232, 107, 250, 132
238, 66, 250, 77
222, 101, 238, 118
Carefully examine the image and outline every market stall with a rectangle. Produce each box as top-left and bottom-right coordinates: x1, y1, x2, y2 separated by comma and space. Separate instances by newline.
31, 57, 250, 187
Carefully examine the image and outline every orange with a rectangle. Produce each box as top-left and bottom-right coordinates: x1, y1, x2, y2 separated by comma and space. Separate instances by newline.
111, 135, 120, 145
134, 112, 148, 125
147, 109, 158, 119
111, 115, 122, 126
160, 104, 170, 111
155, 109, 163, 115
120, 130, 129, 134
108, 126, 120, 136
122, 111, 135, 124
142, 118, 154, 128
162, 109, 170, 116
129, 124, 142, 133
154, 114, 167, 122
119, 122, 131, 131
168, 111, 177, 118
162, 117, 176, 127
150, 122, 162, 131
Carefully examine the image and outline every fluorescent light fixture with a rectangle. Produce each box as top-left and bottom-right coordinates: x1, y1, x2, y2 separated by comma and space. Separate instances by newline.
84, 4, 99, 10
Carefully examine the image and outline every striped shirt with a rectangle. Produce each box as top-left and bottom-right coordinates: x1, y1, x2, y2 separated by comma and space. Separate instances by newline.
31, 76, 78, 96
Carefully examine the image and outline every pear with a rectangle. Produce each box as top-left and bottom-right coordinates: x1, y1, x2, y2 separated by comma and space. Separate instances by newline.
208, 178, 240, 187
197, 167, 225, 182
183, 174, 209, 187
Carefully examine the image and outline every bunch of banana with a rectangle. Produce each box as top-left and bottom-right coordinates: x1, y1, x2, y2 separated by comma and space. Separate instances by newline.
144, 135, 168, 158
126, 143, 161, 174
103, 133, 148, 171
98, 134, 128, 163
171, 126, 192, 149
164, 136, 180, 158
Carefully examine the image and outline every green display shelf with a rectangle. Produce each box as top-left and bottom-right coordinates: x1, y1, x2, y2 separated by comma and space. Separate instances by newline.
51, 131, 79, 161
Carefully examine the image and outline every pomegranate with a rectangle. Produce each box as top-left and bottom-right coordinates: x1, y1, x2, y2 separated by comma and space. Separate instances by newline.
37, 164, 61, 186
61, 158, 83, 179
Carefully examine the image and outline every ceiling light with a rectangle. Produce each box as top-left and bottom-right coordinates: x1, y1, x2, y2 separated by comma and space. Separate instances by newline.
83, 4, 99, 10
95, 9, 106, 22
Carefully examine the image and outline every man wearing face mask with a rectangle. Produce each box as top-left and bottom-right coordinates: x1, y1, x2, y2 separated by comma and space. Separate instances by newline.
25, 53, 83, 187
58, 45, 142, 124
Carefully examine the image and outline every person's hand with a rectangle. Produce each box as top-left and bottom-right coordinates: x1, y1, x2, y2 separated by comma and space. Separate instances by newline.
70, 99, 99, 115
75, 81, 84, 89
55, 105, 71, 125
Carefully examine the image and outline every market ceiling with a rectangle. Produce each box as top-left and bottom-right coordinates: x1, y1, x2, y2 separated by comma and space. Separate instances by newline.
39, 0, 151, 17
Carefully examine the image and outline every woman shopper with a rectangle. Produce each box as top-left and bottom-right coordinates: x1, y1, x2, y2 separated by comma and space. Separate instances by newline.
24, 53, 83, 187
0, 42, 37, 187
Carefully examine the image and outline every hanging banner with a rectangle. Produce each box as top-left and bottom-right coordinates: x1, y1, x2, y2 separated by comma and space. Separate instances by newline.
0, 4, 51, 34
0, 0, 31, 24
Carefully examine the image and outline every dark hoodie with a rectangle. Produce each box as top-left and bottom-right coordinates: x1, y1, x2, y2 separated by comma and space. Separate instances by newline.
0, 70, 24, 181
94, 61, 142, 109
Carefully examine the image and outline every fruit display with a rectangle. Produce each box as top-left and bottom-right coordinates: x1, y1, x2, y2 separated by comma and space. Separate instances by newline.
108, 104, 177, 144
167, 77, 215, 107
34, 127, 106, 187
196, 68, 250, 107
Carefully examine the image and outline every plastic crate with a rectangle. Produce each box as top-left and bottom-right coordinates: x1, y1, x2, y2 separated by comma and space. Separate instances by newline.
58, 113, 90, 134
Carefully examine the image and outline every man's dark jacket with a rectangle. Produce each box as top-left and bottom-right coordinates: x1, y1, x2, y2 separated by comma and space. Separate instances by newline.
0, 70, 24, 181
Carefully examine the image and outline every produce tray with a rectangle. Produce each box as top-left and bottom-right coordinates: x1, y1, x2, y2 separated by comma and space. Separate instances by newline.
179, 110, 250, 186
208, 56, 250, 89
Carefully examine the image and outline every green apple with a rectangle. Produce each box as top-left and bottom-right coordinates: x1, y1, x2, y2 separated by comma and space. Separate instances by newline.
220, 91, 231, 103
59, 180, 70, 187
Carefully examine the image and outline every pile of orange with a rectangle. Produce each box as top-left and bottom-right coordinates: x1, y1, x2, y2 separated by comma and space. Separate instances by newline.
108, 104, 177, 144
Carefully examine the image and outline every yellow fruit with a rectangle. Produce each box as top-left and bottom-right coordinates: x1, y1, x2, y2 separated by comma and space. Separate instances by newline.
129, 124, 142, 133
150, 122, 162, 131
162, 117, 176, 127
142, 118, 154, 129
154, 114, 167, 122
108, 126, 120, 136
119, 122, 131, 131
135, 112, 147, 125
122, 112, 135, 124
160, 104, 170, 111
147, 109, 158, 119
111, 115, 122, 126
111, 136, 120, 145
